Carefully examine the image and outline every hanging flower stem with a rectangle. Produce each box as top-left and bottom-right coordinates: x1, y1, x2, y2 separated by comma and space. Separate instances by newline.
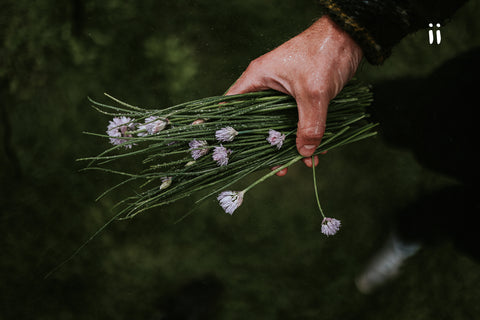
311, 155, 326, 219
243, 154, 303, 194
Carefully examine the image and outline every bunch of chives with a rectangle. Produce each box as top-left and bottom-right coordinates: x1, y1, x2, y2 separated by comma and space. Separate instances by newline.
80, 80, 377, 223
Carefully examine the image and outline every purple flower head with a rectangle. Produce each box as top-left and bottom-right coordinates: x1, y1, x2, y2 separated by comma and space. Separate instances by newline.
107, 116, 136, 148
321, 217, 341, 236
217, 190, 245, 215
138, 116, 167, 136
159, 176, 172, 190
212, 145, 232, 166
189, 139, 209, 160
266, 129, 286, 149
215, 126, 238, 142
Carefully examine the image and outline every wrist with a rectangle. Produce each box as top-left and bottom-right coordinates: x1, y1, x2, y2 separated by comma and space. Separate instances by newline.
312, 15, 363, 62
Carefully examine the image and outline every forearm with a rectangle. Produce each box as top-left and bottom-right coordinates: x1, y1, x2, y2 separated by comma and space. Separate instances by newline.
319, 0, 468, 64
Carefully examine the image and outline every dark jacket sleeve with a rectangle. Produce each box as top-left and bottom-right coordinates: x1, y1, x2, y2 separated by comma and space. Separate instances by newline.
318, 0, 468, 64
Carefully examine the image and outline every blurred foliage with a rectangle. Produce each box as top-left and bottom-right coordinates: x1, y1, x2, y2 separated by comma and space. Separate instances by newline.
1, 0, 480, 319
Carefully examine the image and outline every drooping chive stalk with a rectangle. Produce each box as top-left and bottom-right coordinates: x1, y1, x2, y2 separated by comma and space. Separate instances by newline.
311, 155, 326, 219
311, 155, 342, 236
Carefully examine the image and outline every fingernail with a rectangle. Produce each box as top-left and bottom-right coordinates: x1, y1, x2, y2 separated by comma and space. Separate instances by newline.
300, 144, 316, 156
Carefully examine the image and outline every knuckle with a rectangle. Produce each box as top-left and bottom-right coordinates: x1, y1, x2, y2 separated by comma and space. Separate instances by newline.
304, 84, 333, 103
246, 58, 262, 71
297, 123, 326, 140
298, 73, 339, 102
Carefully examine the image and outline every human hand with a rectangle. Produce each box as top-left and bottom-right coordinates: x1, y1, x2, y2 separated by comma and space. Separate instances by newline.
225, 15, 363, 175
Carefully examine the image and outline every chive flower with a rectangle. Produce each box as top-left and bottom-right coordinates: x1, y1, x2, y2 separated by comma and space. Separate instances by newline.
138, 116, 167, 136
321, 217, 341, 236
189, 139, 209, 160
191, 119, 205, 125
217, 190, 245, 215
159, 177, 172, 190
266, 129, 286, 149
185, 160, 196, 167
215, 126, 238, 142
212, 145, 232, 166
107, 116, 136, 148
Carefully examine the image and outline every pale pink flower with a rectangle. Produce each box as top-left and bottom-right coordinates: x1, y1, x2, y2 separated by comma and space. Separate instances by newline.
107, 116, 136, 148
212, 145, 232, 166
189, 139, 209, 160
191, 119, 205, 125
217, 190, 245, 215
138, 116, 167, 136
185, 160, 196, 167
266, 129, 286, 149
321, 217, 341, 236
159, 177, 172, 190
215, 126, 238, 142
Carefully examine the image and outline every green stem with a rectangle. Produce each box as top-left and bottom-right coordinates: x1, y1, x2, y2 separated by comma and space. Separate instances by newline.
311, 155, 326, 218
243, 154, 303, 193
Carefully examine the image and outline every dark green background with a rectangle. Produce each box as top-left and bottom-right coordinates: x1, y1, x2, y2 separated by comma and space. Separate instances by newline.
1, 1, 479, 319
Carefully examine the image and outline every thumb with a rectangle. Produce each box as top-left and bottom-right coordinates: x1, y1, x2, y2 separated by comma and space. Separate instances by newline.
225, 76, 268, 96
225, 67, 269, 96
224, 76, 248, 96
295, 95, 328, 157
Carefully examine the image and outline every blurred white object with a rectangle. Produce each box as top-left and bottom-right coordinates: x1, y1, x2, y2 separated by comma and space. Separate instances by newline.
355, 233, 421, 294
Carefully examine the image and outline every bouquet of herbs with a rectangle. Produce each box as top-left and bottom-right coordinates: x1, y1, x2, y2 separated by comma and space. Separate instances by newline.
81, 80, 377, 236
